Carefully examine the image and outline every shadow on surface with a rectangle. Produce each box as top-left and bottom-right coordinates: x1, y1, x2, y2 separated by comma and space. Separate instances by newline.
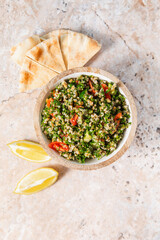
47, 164, 70, 180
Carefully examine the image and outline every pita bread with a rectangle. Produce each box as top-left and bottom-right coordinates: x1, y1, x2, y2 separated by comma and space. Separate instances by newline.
10, 35, 41, 66
19, 57, 57, 92
41, 29, 69, 40
40, 29, 71, 68
67, 32, 101, 69
26, 37, 66, 73
59, 34, 68, 68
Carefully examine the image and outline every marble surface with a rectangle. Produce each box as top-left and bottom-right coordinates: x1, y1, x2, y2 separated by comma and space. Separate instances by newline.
0, 0, 160, 239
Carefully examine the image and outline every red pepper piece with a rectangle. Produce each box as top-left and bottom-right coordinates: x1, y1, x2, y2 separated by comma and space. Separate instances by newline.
114, 112, 122, 121
114, 112, 122, 129
89, 80, 96, 95
70, 113, 78, 126
76, 105, 83, 108
48, 142, 69, 152
101, 84, 111, 100
47, 98, 53, 107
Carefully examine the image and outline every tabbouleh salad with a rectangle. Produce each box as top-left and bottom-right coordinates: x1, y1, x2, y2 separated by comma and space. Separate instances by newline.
41, 75, 131, 163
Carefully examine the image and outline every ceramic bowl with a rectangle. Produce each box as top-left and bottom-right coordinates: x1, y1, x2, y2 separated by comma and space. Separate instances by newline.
34, 67, 137, 170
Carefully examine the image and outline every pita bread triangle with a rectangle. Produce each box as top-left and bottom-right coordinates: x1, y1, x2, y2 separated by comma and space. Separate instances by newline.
19, 57, 57, 92
67, 32, 101, 69
26, 36, 66, 73
41, 29, 69, 40
10, 35, 41, 66
41, 29, 72, 69
59, 33, 68, 69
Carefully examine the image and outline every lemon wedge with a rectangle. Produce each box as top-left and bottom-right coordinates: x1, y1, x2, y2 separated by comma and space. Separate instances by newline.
14, 168, 58, 195
7, 140, 51, 163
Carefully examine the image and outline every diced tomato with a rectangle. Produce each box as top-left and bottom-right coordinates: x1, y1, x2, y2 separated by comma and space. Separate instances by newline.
101, 84, 111, 100
74, 114, 78, 121
48, 142, 56, 149
76, 80, 79, 84
101, 83, 108, 92
106, 92, 111, 100
89, 80, 96, 95
51, 113, 55, 117
48, 142, 69, 152
114, 112, 122, 130
47, 98, 53, 107
70, 113, 78, 126
114, 112, 122, 121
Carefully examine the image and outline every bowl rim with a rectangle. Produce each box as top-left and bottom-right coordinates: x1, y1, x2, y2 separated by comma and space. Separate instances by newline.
34, 67, 137, 170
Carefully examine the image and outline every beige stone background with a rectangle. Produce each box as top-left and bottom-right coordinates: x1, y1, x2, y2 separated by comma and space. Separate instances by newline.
0, 0, 160, 239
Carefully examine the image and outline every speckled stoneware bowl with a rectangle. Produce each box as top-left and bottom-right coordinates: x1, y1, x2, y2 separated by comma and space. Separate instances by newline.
34, 67, 137, 170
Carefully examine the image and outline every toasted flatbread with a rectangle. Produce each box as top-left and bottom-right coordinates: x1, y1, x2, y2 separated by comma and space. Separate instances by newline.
10, 35, 41, 66
41, 29, 69, 40
19, 57, 57, 92
59, 34, 68, 68
41, 29, 71, 68
26, 37, 66, 73
67, 32, 101, 69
